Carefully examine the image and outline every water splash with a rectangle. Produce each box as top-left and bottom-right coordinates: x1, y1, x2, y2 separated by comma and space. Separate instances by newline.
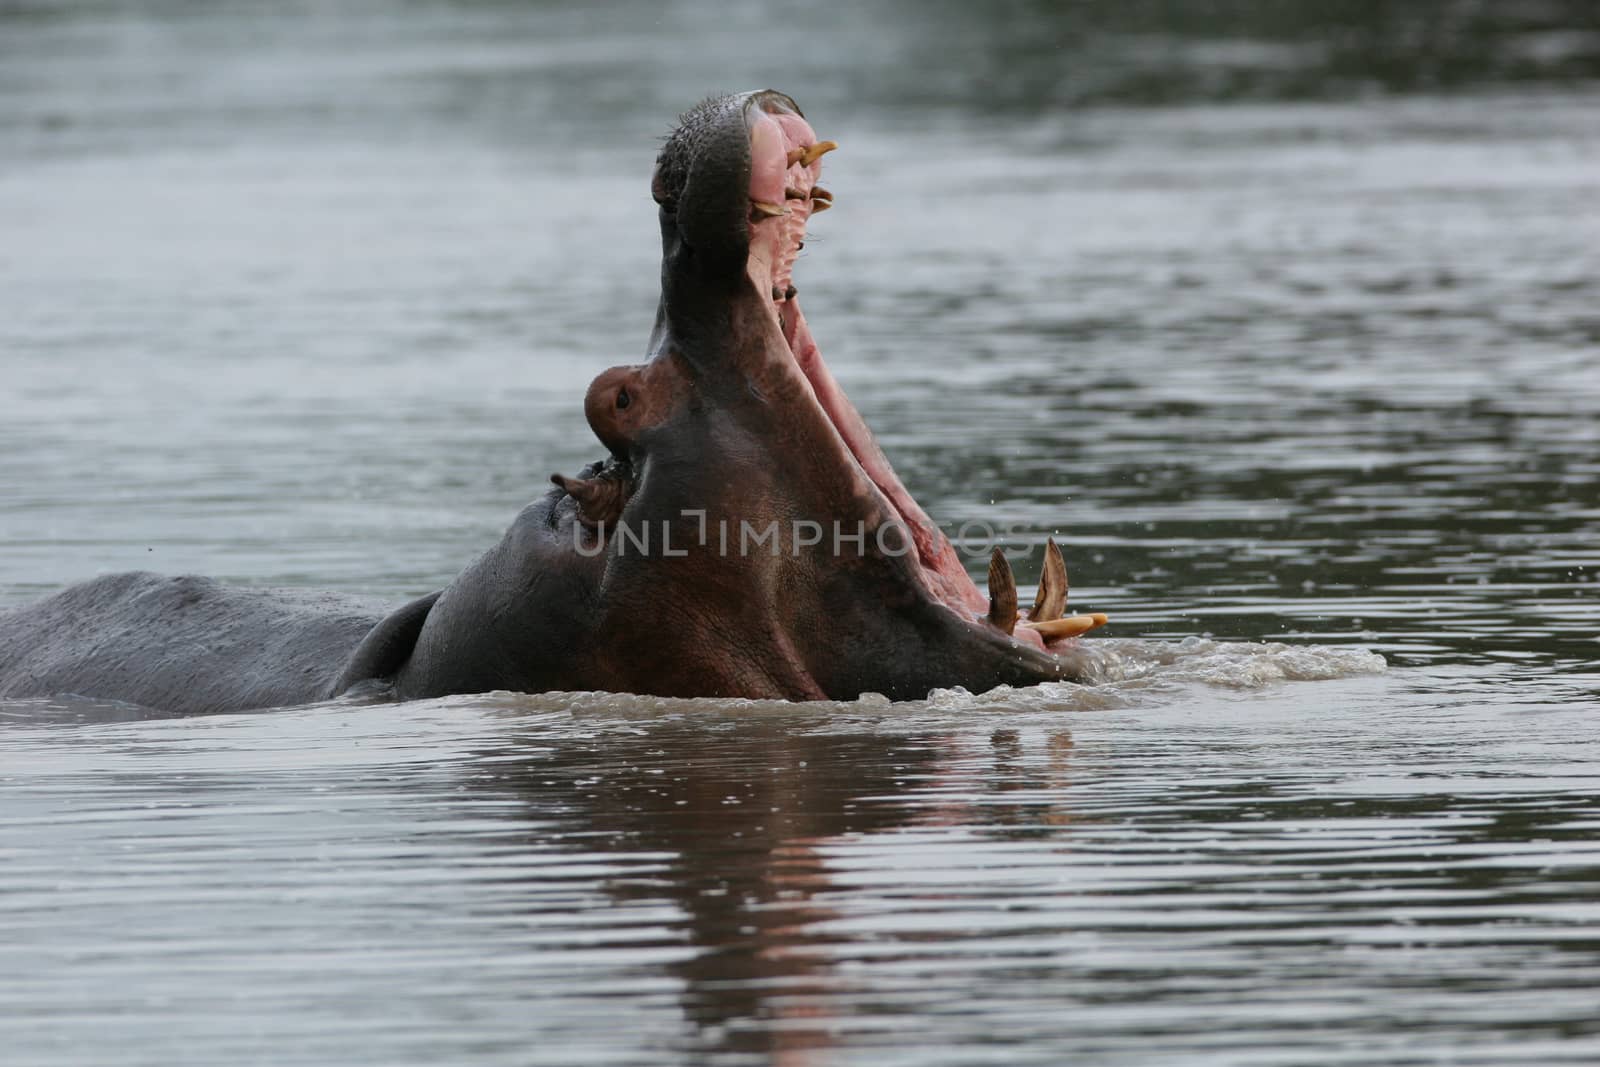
1087, 635, 1388, 688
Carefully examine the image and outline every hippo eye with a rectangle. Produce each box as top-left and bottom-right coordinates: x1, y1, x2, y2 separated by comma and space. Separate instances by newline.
616, 388, 631, 410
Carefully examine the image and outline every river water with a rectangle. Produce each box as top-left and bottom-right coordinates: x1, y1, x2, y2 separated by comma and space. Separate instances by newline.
2, 3, 1598, 1065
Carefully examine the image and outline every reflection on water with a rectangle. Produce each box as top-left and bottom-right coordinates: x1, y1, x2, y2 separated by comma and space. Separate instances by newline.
4, 681, 1598, 1066
2, 1, 1598, 1064
489, 714, 943, 1062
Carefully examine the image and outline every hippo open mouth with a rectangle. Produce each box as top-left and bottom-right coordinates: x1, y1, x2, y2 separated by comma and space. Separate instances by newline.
0, 89, 1109, 713
541, 90, 1106, 698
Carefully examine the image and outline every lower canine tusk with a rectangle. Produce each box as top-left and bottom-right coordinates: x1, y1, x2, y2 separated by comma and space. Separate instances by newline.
1030, 537, 1068, 622
987, 547, 1018, 635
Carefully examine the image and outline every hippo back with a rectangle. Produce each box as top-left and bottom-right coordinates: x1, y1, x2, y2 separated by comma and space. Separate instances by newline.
0, 572, 392, 714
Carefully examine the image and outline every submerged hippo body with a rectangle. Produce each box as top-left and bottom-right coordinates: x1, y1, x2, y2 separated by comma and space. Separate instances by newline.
0, 573, 396, 713
0, 91, 1105, 715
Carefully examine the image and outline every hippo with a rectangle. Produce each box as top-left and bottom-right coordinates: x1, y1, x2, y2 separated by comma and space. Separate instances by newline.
0, 90, 1107, 714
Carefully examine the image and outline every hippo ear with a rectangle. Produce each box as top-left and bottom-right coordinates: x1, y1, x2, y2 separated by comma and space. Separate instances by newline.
550, 473, 628, 529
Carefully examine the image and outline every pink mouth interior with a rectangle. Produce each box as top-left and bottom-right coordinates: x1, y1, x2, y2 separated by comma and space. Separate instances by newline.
744, 105, 1050, 652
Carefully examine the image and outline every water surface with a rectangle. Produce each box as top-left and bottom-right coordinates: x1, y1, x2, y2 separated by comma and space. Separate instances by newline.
2, 3, 1597, 1064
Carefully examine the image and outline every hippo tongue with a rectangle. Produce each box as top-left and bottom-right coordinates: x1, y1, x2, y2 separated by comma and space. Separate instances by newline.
782, 302, 987, 615
743, 105, 988, 619
782, 319, 1111, 647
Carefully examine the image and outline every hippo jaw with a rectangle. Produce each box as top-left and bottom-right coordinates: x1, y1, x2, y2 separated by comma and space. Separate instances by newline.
546, 91, 1104, 700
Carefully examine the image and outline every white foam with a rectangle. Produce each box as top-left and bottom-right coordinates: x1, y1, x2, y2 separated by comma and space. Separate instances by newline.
0, 638, 1388, 727
1080, 636, 1388, 690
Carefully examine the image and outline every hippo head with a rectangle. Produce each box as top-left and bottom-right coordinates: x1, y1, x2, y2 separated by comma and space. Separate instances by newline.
535, 91, 1104, 700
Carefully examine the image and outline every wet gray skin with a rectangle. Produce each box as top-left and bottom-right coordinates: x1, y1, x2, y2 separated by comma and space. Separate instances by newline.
0, 91, 1090, 714
4, 5, 1600, 1064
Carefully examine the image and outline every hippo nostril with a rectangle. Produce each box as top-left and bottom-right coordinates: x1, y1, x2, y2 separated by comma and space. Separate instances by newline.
616, 388, 631, 410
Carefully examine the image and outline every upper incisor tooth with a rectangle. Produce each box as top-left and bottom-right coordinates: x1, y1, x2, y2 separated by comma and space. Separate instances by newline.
800, 140, 838, 167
